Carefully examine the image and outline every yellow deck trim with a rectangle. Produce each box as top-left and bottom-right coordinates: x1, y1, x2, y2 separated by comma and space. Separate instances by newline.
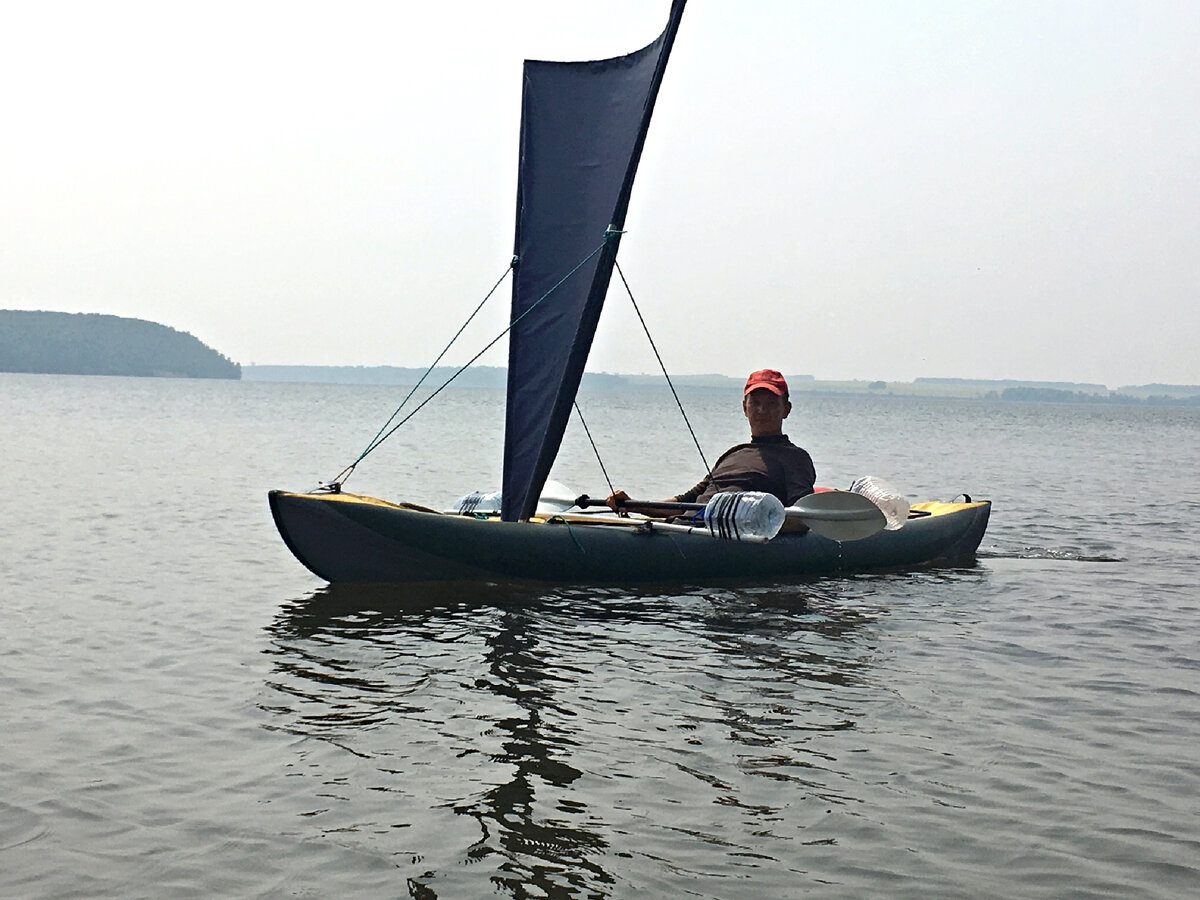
278, 490, 443, 514
281, 491, 985, 523
909, 500, 989, 516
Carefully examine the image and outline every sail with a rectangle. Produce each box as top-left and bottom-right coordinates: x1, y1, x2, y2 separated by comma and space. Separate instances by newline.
502, 0, 686, 522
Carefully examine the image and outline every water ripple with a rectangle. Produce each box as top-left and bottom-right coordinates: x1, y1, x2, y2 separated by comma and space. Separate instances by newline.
6, 378, 1200, 898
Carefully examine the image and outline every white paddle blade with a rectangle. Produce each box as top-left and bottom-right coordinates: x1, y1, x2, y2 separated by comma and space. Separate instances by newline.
450, 481, 577, 516
786, 491, 887, 542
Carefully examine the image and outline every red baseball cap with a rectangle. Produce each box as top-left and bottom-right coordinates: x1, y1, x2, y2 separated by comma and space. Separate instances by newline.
744, 369, 788, 396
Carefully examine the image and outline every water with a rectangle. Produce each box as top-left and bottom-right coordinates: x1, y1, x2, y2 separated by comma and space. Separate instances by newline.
3, 373, 1198, 898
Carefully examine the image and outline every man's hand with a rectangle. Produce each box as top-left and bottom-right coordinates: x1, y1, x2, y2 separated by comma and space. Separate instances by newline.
605, 490, 630, 514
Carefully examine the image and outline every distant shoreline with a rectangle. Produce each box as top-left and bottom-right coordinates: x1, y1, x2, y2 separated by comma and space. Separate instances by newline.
242, 365, 1200, 405
0, 310, 239, 379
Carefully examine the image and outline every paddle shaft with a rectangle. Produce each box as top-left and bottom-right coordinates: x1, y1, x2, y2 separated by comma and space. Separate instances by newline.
575, 494, 708, 515
576, 494, 880, 522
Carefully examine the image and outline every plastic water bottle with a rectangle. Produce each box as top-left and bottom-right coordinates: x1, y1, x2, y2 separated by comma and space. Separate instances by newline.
849, 476, 909, 530
452, 490, 503, 515
703, 491, 786, 541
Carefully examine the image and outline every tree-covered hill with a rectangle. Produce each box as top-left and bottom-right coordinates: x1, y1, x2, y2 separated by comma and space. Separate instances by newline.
0, 310, 240, 379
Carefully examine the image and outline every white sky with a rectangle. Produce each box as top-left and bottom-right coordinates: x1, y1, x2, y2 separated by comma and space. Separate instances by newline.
3, 0, 1198, 388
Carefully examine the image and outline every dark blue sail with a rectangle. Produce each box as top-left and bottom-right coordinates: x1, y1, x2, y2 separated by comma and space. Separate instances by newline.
502, 0, 686, 522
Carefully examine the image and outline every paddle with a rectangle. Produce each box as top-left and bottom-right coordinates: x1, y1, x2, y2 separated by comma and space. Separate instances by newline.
574, 490, 887, 542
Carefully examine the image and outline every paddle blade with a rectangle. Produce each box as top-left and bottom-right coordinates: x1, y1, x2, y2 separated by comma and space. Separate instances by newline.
786, 491, 887, 542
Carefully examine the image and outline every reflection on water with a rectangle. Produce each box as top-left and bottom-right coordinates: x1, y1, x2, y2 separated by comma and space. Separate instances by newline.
262, 582, 883, 896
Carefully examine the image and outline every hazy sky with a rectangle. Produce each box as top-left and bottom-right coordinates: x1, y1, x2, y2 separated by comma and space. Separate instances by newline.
4, 1, 1198, 388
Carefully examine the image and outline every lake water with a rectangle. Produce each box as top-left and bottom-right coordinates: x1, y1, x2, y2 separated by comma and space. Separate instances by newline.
3, 373, 1198, 898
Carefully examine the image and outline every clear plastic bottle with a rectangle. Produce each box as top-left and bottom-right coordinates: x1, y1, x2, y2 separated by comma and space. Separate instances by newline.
452, 490, 503, 515
702, 491, 786, 541
848, 476, 910, 530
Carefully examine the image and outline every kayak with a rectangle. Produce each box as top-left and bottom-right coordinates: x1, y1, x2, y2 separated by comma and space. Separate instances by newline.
268, 5, 994, 585
268, 489, 991, 584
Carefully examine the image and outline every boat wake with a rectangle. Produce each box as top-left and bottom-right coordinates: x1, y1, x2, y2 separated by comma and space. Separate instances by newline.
977, 547, 1122, 563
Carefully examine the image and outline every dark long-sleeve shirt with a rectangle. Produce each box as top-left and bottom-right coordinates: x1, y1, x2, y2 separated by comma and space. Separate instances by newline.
671, 434, 816, 507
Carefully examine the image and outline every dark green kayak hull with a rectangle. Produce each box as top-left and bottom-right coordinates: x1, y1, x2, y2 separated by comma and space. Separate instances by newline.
269, 490, 991, 585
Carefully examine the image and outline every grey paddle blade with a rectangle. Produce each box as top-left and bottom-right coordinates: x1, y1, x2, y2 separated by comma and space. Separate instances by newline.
786, 491, 888, 542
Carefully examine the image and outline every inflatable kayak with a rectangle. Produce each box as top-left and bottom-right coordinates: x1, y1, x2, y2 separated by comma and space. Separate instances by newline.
269, 489, 990, 584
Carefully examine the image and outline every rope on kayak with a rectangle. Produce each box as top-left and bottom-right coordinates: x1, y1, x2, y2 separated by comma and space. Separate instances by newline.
545, 515, 586, 554
573, 401, 615, 498
613, 259, 711, 478
325, 240, 609, 489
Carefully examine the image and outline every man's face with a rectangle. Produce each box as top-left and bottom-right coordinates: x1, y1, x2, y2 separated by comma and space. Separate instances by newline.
742, 388, 791, 436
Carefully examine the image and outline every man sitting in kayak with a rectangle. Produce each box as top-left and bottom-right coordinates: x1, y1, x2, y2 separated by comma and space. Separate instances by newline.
607, 368, 816, 511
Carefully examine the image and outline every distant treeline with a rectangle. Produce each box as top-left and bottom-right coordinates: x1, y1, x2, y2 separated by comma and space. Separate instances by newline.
0, 310, 240, 379
918, 376, 1110, 392
1116, 382, 1200, 398
243, 366, 817, 390
241, 365, 1200, 403
913, 376, 1200, 402
994, 386, 1200, 406
243, 365, 625, 389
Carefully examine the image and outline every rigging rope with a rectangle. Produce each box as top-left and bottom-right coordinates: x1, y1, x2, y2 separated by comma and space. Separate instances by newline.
573, 401, 615, 498
613, 259, 711, 477
326, 260, 515, 488
327, 238, 612, 488
325, 229, 707, 500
